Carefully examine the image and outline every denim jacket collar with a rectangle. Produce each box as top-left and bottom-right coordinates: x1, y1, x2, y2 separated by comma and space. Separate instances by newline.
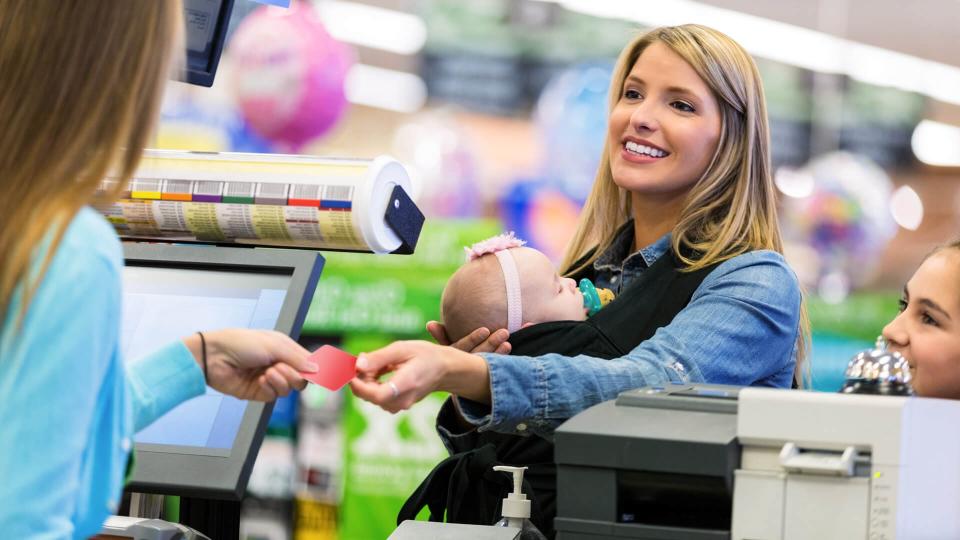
593, 219, 671, 272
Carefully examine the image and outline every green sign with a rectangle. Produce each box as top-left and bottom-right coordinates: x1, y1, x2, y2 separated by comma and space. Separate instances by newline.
339, 349, 448, 540
808, 291, 899, 342
303, 219, 502, 338
301, 220, 503, 539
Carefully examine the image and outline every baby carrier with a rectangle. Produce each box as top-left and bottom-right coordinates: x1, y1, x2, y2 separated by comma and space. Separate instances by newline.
397, 248, 722, 538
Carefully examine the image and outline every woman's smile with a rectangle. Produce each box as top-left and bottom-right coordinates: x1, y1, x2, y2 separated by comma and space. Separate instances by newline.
620, 137, 671, 164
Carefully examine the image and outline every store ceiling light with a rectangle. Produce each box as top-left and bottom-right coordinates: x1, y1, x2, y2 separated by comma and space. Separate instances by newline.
315, 0, 427, 55
544, 0, 960, 106
911, 119, 960, 167
889, 185, 924, 231
774, 167, 815, 199
345, 64, 427, 113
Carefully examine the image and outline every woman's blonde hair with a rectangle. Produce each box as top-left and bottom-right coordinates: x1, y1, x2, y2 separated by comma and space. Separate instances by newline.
0, 1, 183, 321
560, 24, 810, 385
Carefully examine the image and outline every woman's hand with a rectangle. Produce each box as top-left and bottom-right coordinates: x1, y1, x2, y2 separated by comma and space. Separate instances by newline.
350, 340, 491, 413
425, 321, 512, 354
183, 329, 318, 401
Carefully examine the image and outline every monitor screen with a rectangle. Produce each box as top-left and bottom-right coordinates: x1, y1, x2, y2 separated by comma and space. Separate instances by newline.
182, 0, 234, 87
122, 266, 289, 453
121, 244, 322, 499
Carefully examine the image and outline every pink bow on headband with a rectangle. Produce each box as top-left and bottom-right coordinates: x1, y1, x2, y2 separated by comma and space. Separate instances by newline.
464, 232, 527, 262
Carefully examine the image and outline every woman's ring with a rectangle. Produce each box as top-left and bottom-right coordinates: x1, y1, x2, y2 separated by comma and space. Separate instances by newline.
388, 381, 400, 399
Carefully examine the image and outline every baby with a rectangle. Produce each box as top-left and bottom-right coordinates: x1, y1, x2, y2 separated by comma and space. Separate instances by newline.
441, 233, 613, 343
882, 239, 960, 399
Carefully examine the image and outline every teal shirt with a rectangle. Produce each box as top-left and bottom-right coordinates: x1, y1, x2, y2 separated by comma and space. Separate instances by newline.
0, 208, 206, 539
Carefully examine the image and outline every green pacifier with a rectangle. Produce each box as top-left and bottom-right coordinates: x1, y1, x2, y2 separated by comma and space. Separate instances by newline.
579, 278, 616, 316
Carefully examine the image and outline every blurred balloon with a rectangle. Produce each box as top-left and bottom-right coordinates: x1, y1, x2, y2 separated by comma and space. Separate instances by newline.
779, 152, 897, 301
390, 112, 481, 218
228, 120, 274, 153
229, 1, 353, 150
156, 92, 272, 153
500, 179, 582, 263
534, 62, 613, 202
528, 190, 583, 262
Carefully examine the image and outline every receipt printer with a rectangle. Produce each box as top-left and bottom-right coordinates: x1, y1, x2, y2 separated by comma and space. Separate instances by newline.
554, 384, 741, 539
733, 387, 960, 539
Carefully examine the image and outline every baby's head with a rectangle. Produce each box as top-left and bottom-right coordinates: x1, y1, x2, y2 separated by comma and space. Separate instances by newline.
442, 234, 587, 343
882, 241, 960, 399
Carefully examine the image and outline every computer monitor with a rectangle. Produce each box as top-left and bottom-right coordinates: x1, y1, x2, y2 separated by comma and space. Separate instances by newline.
181, 0, 235, 87
121, 243, 322, 499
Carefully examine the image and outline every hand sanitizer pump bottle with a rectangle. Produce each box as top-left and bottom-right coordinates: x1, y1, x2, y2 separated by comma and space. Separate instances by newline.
492, 466, 548, 540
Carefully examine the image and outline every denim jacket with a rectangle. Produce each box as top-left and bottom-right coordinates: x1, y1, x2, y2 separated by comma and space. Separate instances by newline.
449, 228, 801, 441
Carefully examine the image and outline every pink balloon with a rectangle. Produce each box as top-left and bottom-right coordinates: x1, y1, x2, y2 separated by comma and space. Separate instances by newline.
230, 1, 353, 149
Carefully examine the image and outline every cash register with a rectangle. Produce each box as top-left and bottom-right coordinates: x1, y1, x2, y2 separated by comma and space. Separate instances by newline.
99, 243, 323, 539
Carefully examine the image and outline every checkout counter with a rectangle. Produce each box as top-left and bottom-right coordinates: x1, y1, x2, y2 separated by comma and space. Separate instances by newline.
553, 383, 960, 539
389, 342, 958, 539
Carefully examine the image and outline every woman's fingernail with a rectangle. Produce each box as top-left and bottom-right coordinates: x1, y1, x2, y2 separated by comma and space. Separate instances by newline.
356, 354, 368, 370
302, 361, 319, 373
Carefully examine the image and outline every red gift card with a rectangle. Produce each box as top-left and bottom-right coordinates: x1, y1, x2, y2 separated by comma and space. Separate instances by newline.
301, 345, 357, 391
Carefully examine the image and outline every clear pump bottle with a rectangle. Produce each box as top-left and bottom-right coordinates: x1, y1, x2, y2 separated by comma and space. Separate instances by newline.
492, 465, 548, 540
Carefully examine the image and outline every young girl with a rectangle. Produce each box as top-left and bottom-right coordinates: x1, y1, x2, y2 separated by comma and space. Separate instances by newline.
883, 240, 960, 399
353, 24, 807, 535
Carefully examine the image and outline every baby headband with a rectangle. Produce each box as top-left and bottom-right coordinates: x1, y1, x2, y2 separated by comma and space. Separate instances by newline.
465, 232, 526, 333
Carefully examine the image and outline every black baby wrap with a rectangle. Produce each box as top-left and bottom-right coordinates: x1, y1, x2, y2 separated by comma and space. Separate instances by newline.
398, 249, 720, 538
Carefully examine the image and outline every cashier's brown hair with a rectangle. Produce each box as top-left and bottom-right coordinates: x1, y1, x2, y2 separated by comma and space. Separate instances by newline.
0, 0, 182, 324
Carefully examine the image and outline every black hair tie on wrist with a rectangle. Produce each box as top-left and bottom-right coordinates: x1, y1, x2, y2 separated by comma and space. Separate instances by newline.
197, 331, 208, 384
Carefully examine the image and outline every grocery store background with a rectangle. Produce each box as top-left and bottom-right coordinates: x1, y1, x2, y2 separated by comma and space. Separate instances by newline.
156, 2, 960, 537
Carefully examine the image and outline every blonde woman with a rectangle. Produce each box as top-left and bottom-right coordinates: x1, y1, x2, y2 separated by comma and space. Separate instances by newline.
352, 25, 807, 533
0, 2, 317, 537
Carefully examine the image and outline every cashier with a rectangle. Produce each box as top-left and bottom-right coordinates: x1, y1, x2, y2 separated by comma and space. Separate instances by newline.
0, 2, 317, 538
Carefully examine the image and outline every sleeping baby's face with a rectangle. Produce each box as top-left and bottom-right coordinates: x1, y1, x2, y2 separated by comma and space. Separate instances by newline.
440, 246, 589, 341
511, 247, 588, 325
